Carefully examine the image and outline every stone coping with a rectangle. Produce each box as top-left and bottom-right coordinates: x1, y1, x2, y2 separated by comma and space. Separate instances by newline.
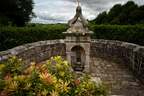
0, 39, 65, 61
1, 39, 144, 61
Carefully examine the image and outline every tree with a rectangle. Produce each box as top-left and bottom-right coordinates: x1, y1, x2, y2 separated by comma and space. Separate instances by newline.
120, 1, 138, 24
91, 1, 144, 25
107, 4, 122, 24
95, 11, 108, 24
0, 0, 34, 26
129, 9, 144, 24
138, 5, 144, 24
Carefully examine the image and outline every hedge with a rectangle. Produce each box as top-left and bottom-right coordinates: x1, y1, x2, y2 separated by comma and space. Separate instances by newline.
90, 24, 144, 45
0, 24, 144, 51
0, 24, 67, 51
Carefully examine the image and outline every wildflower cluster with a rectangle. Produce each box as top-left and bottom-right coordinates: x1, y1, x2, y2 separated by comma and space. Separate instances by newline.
0, 56, 107, 96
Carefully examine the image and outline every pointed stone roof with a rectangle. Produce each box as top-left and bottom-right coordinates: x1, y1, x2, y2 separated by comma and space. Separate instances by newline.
66, 6, 90, 33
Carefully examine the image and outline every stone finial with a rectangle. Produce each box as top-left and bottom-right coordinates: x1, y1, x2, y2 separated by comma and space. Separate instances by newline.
67, 6, 89, 33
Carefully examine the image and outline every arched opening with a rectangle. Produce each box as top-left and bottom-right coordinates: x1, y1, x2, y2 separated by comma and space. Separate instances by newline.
71, 46, 85, 71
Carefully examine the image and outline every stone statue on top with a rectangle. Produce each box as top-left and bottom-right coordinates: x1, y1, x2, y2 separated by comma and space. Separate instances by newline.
67, 5, 89, 33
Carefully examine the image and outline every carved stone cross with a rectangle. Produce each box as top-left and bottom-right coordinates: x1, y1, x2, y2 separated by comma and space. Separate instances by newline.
76, 0, 80, 6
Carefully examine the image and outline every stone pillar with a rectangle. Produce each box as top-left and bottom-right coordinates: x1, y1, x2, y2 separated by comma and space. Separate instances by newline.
66, 51, 71, 64
84, 52, 90, 73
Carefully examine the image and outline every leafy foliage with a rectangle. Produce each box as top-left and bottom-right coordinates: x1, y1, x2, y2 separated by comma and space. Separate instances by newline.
90, 24, 144, 45
0, 24, 67, 51
91, 1, 144, 25
0, 0, 34, 26
0, 56, 107, 96
0, 24, 144, 51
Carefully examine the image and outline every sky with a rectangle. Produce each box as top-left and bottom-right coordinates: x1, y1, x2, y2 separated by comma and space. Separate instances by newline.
31, 0, 144, 24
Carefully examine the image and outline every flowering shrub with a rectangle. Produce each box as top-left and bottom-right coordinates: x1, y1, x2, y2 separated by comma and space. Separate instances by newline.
0, 56, 107, 96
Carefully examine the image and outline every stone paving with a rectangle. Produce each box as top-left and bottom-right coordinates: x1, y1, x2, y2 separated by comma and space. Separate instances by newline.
90, 57, 144, 96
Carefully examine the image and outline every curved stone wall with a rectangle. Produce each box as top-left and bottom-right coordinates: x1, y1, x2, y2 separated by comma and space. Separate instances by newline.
91, 39, 144, 83
0, 39, 144, 84
0, 40, 66, 64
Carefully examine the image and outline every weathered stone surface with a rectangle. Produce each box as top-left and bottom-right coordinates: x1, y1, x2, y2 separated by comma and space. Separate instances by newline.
0, 40, 66, 63
91, 39, 144, 85
1, 39, 144, 95
67, 6, 89, 33
90, 57, 144, 96
64, 5, 93, 73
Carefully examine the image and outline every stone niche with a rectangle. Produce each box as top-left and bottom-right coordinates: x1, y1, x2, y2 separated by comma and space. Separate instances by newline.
71, 46, 85, 71
65, 41, 91, 72
63, 5, 93, 72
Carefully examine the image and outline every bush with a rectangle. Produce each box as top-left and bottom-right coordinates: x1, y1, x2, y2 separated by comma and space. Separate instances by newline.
0, 56, 108, 96
0, 24, 67, 51
1, 24, 144, 51
90, 24, 144, 45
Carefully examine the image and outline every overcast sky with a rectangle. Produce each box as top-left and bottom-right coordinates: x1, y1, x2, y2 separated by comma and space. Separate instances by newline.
31, 0, 144, 24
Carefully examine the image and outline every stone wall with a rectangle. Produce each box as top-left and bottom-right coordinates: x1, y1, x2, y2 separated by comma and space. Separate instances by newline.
91, 39, 144, 83
1, 38, 144, 84
0, 40, 66, 64
1, 39, 144, 95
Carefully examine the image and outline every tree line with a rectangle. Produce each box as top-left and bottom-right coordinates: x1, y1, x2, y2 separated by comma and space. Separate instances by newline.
0, 0, 143, 26
91, 1, 144, 25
